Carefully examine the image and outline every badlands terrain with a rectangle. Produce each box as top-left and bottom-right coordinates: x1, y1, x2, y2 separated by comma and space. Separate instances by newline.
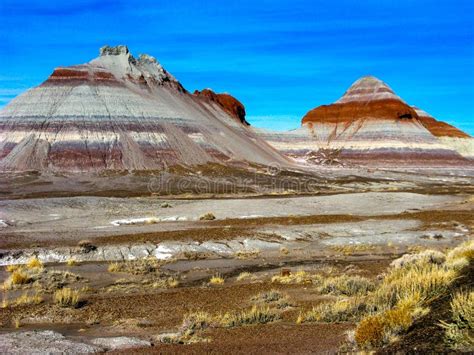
0, 46, 473, 353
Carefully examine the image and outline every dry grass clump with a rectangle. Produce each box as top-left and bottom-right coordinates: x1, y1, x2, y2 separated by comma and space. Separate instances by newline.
280, 247, 290, 255
236, 250, 260, 259
354, 314, 386, 348
390, 249, 446, 269
219, 305, 281, 328
2, 295, 8, 308
152, 277, 179, 289
107, 257, 161, 275
160, 312, 213, 344
446, 239, 474, 267
199, 212, 216, 221
66, 258, 77, 267
354, 296, 428, 348
440, 289, 474, 350
297, 297, 368, 324
252, 290, 283, 303
5, 264, 20, 273
4, 266, 81, 292
252, 290, 293, 309
349, 240, 472, 349
3, 268, 32, 289
372, 261, 457, 308
26, 257, 43, 269
182, 251, 212, 260
450, 289, 474, 329
164, 304, 283, 344
14, 292, 43, 306
331, 244, 376, 255
318, 275, 375, 296
236, 272, 252, 281
108, 262, 121, 273
54, 288, 80, 308
209, 274, 225, 285
271, 270, 321, 285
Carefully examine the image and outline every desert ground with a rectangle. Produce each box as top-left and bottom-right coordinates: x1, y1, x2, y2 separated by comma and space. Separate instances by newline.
0, 166, 473, 353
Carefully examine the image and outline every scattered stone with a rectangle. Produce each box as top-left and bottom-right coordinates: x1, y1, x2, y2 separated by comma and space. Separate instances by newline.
200, 212, 216, 221
420, 233, 444, 240
160, 202, 172, 208
0, 330, 102, 353
78, 240, 97, 253
91, 336, 151, 350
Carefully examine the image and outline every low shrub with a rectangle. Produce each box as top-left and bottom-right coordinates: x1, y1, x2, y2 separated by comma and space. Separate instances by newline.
451, 289, 474, 329
354, 314, 386, 348
318, 275, 375, 296
441, 289, 474, 350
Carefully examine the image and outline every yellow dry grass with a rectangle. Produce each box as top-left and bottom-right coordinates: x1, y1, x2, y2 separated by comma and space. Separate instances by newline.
14, 292, 43, 306
318, 275, 375, 296
236, 272, 252, 281
209, 274, 225, 285
350, 239, 472, 349
26, 257, 43, 269
54, 288, 80, 308
66, 258, 77, 267
271, 270, 320, 285
331, 244, 376, 255
297, 296, 368, 324
5, 265, 19, 273
107, 257, 162, 274
219, 305, 281, 328
3, 269, 31, 289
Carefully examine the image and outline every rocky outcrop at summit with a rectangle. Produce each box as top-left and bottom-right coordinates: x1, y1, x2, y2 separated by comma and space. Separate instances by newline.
0, 45, 288, 172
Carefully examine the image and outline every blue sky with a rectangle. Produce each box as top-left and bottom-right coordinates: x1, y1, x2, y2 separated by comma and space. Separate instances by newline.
0, 0, 473, 133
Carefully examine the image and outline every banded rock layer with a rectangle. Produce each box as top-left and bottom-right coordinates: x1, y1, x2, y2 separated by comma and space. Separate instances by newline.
0, 45, 288, 172
261, 76, 472, 165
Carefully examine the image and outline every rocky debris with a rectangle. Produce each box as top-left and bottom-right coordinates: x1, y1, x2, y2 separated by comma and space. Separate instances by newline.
100, 44, 130, 56
0, 330, 102, 354
91, 336, 151, 350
